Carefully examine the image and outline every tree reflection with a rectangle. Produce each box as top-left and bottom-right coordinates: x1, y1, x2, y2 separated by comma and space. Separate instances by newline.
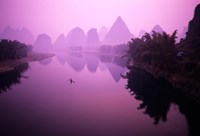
125, 67, 200, 136
126, 67, 172, 124
0, 63, 29, 93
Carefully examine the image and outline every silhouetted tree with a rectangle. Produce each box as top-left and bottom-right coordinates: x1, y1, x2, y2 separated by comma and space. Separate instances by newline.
125, 67, 200, 136
126, 26, 200, 103
127, 31, 178, 78
124, 4, 200, 135
125, 67, 172, 125
186, 4, 200, 39
0, 63, 29, 93
0, 39, 32, 60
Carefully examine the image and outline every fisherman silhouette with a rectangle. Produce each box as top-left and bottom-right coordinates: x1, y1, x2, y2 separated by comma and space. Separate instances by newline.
68, 78, 75, 84
120, 73, 127, 78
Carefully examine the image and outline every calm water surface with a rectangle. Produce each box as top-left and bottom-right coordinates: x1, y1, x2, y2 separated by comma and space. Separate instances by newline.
0, 52, 189, 136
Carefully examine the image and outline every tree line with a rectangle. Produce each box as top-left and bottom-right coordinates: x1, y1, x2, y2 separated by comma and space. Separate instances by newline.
126, 31, 178, 78
0, 39, 32, 60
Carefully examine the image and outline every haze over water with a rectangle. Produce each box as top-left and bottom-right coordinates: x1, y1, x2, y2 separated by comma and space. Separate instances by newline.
0, 53, 189, 136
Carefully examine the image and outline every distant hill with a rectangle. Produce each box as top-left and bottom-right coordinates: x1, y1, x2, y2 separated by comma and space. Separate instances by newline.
103, 16, 133, 45
151, 25, 163, 33
85, 28, 100, 50
0, 26, 34, 44
54, 34, 68, 50
33, 34, 52, 52
138, 29, 147, 38
98, 26, 108, 41
67, 27, 86, 47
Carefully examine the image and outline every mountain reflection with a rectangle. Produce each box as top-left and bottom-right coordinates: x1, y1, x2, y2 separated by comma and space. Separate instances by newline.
39, 58, 52, 65
106, 63, 126, 82
0, 63, 29, 93
65, 52, 86, 72
55, 52, 127, 82
99, 55, 112, 63
85, 54, 99, 73
126, 67, 200, 136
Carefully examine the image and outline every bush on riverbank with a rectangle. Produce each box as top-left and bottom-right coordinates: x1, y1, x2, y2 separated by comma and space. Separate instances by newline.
0, 39, 32, 60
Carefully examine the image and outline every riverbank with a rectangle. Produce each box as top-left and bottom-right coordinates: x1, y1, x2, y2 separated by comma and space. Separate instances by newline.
0, 53, 55, 73
126, 4, 200, 104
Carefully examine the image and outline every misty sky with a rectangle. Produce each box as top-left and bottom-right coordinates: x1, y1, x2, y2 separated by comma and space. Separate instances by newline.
0, 0, 199, 40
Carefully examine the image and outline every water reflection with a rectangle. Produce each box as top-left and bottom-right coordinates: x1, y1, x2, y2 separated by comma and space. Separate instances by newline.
55, 52, 68, 65
126, 67, 200, 136
98, 54, 128, 68
39, 58, 52, 65
99, 55, 112, 63
56, 52, 86, 72
85, 54, 99, 73
0, 63, 29, 93
55, 52, 127, 82
0, 52, 127, 94
0, 54, 193, 136
106, 63, 126, 82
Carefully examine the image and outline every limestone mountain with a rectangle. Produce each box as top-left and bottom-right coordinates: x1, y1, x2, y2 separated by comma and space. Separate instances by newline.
103, 16, 133, 45
67, 27, 86, 47
138, 29, 147, 38
34, 34, 52, 52
54, 34, 68, 50
0, 26, 34, 44
86, 28, 100, 50
151, 25, 163, 33
98, 26, 108, 41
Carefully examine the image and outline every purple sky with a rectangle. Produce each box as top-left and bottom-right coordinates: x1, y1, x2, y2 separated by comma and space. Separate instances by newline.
0, 0, 199, 40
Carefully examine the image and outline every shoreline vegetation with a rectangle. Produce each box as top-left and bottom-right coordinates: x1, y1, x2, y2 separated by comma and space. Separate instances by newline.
126, 4, 200, 103
0, 39, 55, 73
0, 53, 55, 73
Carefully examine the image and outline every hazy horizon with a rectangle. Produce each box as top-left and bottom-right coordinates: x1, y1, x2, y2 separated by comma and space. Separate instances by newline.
0, 0, 199, 41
